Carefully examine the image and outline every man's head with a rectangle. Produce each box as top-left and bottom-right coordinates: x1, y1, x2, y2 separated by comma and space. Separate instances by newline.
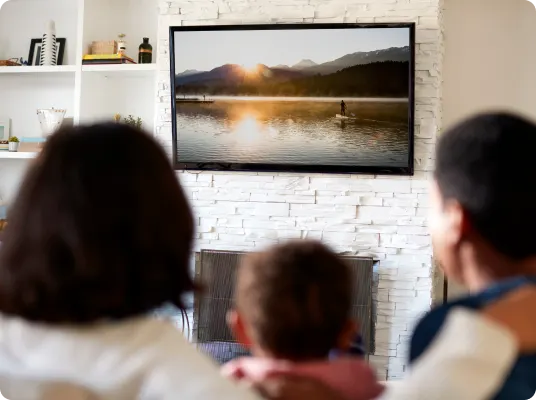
430, 112, 536, 289
229, 240, 355, 361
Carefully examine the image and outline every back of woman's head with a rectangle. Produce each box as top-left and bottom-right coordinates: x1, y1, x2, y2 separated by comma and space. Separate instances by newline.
0, 123, 195, 323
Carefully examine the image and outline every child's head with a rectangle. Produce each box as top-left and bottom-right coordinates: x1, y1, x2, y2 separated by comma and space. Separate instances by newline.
228, 240, 356, 362
431, 112, 536, 290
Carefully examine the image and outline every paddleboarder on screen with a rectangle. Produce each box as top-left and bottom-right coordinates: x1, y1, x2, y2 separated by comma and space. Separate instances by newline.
340, 100, 347, 117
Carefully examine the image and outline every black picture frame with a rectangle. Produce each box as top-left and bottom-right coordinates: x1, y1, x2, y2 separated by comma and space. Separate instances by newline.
28, 38, 66, 66
170, 23, 415, 176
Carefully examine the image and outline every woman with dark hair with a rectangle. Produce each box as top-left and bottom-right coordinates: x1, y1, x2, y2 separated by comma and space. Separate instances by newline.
0, 124, 260, 399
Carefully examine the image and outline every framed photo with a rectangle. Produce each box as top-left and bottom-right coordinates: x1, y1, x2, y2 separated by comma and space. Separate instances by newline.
0, 118, 10, 141
28, 38, 66, 66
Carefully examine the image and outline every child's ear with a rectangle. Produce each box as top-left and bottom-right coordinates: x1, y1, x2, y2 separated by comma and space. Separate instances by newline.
337, 320, 359, 351
226, 310, 252, 349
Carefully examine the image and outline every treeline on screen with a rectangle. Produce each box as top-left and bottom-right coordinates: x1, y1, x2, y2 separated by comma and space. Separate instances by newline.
176, 61, 410, 98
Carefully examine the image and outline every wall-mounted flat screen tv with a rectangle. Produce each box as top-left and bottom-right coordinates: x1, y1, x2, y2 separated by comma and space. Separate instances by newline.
170, 23, 415, 175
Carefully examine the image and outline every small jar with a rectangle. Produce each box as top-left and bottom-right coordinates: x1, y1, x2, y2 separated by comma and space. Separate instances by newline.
118, 35, 127, 56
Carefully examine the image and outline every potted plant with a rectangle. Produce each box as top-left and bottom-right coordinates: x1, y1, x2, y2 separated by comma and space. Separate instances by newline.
123, 115, 142, 130
8, 136, 19, 152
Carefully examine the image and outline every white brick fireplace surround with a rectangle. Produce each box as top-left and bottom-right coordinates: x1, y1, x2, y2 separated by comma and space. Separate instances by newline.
156, 0, 443, 380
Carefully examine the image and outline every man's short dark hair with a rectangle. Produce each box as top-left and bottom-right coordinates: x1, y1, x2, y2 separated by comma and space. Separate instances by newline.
236, 240, 352, 361
0, 123, 196, 323
435, 112, 536, 260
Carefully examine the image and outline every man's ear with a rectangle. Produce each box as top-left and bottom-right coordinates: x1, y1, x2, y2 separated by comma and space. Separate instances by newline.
337, 320, 358, 351
227, 310, 253, 349
443, 198, 473, 247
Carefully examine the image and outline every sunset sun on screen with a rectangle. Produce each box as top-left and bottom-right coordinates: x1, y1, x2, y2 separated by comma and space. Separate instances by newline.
242, 62, 259, 73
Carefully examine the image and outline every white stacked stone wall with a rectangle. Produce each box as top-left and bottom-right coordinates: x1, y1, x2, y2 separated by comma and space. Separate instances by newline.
156, 0, 443, 380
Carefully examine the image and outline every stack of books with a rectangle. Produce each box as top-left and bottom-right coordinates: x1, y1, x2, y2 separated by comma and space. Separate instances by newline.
82, 54, 136, 65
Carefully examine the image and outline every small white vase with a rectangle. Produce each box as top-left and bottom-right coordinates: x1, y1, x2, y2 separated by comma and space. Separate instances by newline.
8, 142, 19, 152
37, 108, 66, 137
40, 20, 57, 66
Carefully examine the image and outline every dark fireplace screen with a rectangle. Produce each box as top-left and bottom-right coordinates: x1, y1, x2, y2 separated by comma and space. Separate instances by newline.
194, 250, 374, 364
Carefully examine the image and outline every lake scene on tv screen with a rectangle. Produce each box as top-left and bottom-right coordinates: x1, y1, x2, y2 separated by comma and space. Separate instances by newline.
173, 26, 412, 169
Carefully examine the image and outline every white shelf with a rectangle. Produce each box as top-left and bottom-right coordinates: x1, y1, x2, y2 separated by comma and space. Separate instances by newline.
82, 63, 157, 77
0, 65, 77, 74
0, 152, 38, 159
0, 0, 159, 203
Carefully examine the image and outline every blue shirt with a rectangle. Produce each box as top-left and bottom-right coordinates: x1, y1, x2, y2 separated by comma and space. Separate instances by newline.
409, 276, 536, 400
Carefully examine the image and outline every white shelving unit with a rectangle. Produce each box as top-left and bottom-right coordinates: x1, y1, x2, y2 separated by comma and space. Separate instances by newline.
0, 0, 158, 201
0, 65, 77, 74
0, 152, 39, 159
82, 63, 157, 74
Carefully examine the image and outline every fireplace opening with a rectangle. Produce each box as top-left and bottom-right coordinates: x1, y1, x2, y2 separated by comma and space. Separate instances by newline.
191, 250, 376, 364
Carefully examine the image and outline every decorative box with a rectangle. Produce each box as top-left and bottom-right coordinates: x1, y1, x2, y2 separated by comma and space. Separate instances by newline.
90, 41, 118, 55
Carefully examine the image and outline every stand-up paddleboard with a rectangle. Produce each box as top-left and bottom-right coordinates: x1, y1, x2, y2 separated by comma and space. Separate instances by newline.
336, 114, 355, 120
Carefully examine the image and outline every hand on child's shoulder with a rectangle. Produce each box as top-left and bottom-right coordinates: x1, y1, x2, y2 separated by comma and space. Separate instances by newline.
483, 286, 536, 352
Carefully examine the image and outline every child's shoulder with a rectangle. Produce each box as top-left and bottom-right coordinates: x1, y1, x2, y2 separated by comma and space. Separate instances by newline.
410, 276, 536, 364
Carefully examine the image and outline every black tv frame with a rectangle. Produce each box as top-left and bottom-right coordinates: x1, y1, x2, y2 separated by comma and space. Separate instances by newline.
169, 23, 416, 176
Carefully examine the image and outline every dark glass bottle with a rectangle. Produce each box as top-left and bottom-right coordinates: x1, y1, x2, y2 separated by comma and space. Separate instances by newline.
138, 38, 152, 64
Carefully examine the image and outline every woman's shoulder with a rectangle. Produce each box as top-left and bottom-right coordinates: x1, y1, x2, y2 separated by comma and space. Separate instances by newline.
129, 319, 262, 400
0, 315, 260, 399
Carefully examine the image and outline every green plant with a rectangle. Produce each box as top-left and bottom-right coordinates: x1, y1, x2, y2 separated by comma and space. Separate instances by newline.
123, 115, 142, 130
8, 136, 19, 143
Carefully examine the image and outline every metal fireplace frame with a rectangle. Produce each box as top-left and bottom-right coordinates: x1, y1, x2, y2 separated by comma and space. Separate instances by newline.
194, 249, 375, 364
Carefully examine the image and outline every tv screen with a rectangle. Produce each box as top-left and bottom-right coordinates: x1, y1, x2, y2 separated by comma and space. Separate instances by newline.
170, 23, 415, 175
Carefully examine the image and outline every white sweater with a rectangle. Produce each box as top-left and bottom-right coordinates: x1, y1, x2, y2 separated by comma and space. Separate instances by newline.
0, 309, 519, 400
0, 315, 261, 400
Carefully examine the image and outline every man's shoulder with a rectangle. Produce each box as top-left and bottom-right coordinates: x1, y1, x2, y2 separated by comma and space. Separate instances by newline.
410, 276, 536, 364
409, 295, 483, 363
